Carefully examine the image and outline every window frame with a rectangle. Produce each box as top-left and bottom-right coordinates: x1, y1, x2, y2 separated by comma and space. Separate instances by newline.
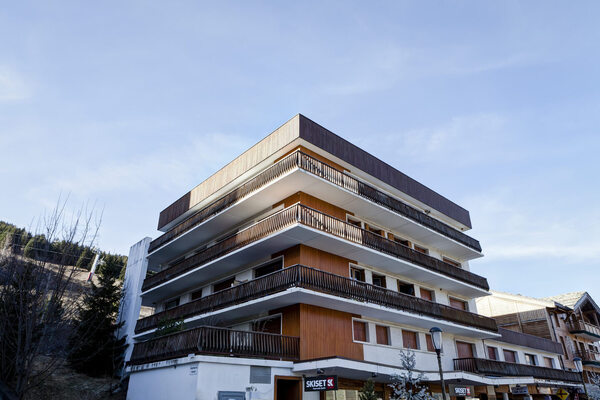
375, 325, 391, 346
352, 319, 369, 343
401, 329, 420, 350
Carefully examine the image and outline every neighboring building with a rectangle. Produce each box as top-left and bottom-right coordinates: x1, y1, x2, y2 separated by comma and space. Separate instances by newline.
121, 115, 581, 400
477, 291, 600, 380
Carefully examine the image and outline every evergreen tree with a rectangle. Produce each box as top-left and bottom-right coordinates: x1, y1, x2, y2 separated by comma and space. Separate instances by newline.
68, 272, 126, 377
359, 379, 379, 400
389, 350, 435, 400
98, 253, 127, 280
22, 234, 46, 260
76, 247, 93, 270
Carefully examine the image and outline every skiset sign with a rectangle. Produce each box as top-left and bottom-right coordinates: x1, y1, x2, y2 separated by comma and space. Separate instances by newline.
304, 375, 338, 391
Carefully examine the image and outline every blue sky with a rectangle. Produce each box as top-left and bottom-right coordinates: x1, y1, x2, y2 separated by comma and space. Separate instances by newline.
1, 1, 599, 301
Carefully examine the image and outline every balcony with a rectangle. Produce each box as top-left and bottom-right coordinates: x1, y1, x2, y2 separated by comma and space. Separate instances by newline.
129, 325, 300, 365
453, 358, 582, 383
148, 151, 481, 263
573, 350, 600, 367
142, 204, 489, 299
135, 264, 497, 337
496, 328, 563, 354
568, 320, 600, 341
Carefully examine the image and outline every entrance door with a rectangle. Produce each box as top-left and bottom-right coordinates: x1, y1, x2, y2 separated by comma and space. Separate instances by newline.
275, 376, 301, 400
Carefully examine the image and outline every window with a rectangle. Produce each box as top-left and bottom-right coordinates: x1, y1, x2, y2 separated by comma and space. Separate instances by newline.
392, 235, 411, 247
350, 266, 365, 282
560, 337, 569, 359
213, 276, 235, 292
164, 297, 179, 310
191, 289, 203, 301
425, 334, 435, 352
366, 224, 384, 236
487, 346, 499, 360
414, 245, 429, 254
449, 297, 468, 311
398, 281, 415, 296
254, 258, 283, 278
420, 288, 434, 302
252, 315, 281, 334
372, 273, 386, 288
442, 257, 461, 268
353, 320, 368, 342
503, 349, 517, 363
544, 357, 554, 368
376, 325, 390, 345
456, 341, 474, 358
402, 330, 419, 350
524, 353, 537, 366
347, 216, 362, 228
553, 313, 561, 327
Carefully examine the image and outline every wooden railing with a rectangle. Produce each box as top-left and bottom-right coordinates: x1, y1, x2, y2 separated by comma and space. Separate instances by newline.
573, 350, 600, 364
129, 326, 300, 365
136, 264, 497, 334
496, 328, 563, 354
142, 204, 489, 292
568, 320, 600, 338
454, 358, 582, 382
149, 151, 481, 253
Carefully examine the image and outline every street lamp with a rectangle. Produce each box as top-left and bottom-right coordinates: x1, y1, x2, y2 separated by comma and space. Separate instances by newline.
430, 327, 447, 400
573, 357, 589, 399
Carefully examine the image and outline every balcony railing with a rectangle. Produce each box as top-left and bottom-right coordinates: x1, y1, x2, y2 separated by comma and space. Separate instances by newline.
148, 151, 481, 253
454, 358, 582, 383
496, 328, 564, 354
143, 204, 489, 292
136, 264, 497, 334
129, 326, 300, 365
573, 350, 600, 365
568, 320, 600, 339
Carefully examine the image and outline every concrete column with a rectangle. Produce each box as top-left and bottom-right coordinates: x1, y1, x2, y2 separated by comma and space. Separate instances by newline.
116, 237, 151, 367
502, 392, 509, 400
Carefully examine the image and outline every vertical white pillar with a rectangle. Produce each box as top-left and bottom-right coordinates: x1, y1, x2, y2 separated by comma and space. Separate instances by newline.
116, 237, 151, 367
502, 392, 509, 400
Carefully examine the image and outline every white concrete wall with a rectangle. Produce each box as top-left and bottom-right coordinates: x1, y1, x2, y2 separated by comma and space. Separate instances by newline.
117, 237, 151, 365
484, 339, 562, 368
127, 357, 319, 400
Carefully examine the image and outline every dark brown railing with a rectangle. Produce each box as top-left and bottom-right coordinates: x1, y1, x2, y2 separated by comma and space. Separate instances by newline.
129, 326, 299, 365
568, 320, 600, 339
573, 350, 600, 364
496, 328, 563, 354
136, 264, 497, 334
454, 358, 582, 382
143, 204, 489, 292
149, 151, 481, 253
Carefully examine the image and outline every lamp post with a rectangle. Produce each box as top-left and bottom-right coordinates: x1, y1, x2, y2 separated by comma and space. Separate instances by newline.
574, 357, 589, 399
430, 327, 447, 400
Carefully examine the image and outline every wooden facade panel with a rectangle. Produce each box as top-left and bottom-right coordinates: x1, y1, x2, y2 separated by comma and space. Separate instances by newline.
522, 321, 553, 340
298, 304, 363, 360
273, 191, 352, 221
273, 244, 354, 277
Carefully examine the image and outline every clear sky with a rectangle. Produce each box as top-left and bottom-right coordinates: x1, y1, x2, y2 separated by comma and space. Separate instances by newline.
1, 2, 599, 301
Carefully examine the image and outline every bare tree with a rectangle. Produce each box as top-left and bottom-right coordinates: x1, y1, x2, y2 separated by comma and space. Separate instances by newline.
0, 198, 102, 399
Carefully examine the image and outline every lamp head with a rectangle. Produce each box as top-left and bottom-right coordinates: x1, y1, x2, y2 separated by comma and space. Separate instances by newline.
429, 327, 443, 351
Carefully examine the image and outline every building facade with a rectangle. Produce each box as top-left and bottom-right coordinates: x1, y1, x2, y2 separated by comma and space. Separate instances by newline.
477, 291, 600, 381
121, 115, 581, 400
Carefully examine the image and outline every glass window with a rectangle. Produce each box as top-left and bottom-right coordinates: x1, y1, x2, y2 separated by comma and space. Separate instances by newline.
252, 315, 281, 334
398, 281, 415, 296
503, 349, 517, 363
442, 257, 461, 268
544, 357, 554, 368
190, 289, 203, 301
525, 353, 537, 366
164, 297, 179, 310
391, 235, 411, 247
372, 273, 386, 288
350, 266, 365, 282
213, 276, 235, 292
414, 245, 429, 254
347, 216, 362, 228
402, 330, 419, 350
376, 325, 390, 345
353, 320, 368, 342
254, 258, 283, 278
487, 346, 499, 360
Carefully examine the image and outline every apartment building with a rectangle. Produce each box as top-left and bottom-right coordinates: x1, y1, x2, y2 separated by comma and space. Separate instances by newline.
120, 115, 581, 400
477, 291, 600, 380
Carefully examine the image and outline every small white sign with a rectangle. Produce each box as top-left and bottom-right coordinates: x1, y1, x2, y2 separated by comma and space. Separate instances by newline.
190, 365, 198, 375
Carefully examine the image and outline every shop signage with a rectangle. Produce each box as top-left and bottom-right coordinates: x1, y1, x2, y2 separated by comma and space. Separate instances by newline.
511, 386, 529, 395
449, 384, 474, 396
538, 387, 552, 395
304, 375, 338, 392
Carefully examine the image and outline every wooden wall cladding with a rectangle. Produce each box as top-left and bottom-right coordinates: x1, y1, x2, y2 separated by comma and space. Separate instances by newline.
273, 244, 355, 277
273, 191, 352, 221
275, 304, 364, 361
